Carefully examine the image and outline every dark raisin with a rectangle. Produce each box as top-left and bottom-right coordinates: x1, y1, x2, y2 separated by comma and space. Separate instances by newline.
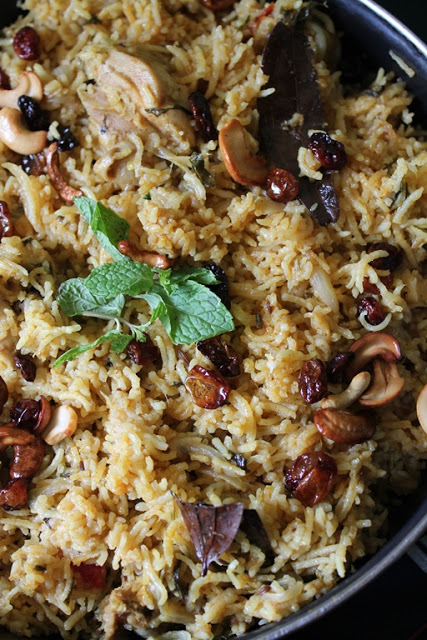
71, 563, 106, 589
189, 91, 217, 142
126, 336, 160, 365
14, 353, 36, 382
0, 478, 29, 510
0, 201, 14, 239
285, 451, 337, 507
21, 152, 46, 176
18, 95, 50, 132
204, 262, 231, 309
298, 358, 328, 404
57, 125, 78, 151
266, 168, 299, 203
0, 375, 8, 412
362, 273, 394, 294
13, 26, 41, 61
200, 0, 236, 12
308, 132, 347, 171
326, 352, 354, 384
10, 398, 41, 429
0, 69, 11, 90
366, 242, 402, 272
185, 365, 230, 409
357, 296, 386, 325
196, 336, 240, 377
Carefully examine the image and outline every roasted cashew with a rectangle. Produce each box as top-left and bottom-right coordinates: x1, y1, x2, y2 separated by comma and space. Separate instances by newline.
321, 371, 371, 410
417, 383, 427, 434
45, 141, 83, 202
359, 360, 405, 407
41, 404, 78, 445
0, 71, 43, 110
0, 107, 47, 154
314, 408, 375, 444
347, 332, 401, 380
118, 239, 173, 269
218, 119, 268, 186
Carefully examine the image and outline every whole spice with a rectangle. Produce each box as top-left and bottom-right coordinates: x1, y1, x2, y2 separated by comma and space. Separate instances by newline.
240, 509, 274, 566
298, 358, 328, 404
266, 167, 299, 203
185, 365, 230, 409
285, 451, 337, 507
0, 201, 14, 239
196, 336, 240, 377
17, 95, 50, 131
189, 91, 217, 142
14, 352, 37, 382
126, 336, 160, 365
357, 296, 386, 326
308, 131, 347, 170
13, 26, 41, 61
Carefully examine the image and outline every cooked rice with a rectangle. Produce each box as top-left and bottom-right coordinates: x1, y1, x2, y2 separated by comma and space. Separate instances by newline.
0, 0, 426, 638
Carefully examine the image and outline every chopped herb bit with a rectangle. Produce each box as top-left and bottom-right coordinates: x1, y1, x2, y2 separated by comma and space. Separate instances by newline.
190, 152, 216, 188
34, 565, 47, 572
143, 191, 151, 200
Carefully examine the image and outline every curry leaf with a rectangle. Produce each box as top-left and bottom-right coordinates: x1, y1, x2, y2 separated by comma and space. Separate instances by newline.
190, 152, 215, 188
174, 496, 244, 576
74, 196, 130, 260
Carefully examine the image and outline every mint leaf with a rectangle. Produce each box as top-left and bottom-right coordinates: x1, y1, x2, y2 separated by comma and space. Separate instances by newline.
57, 278, 126, 317
110, 333, 134, 353
85, 261, 154, 298
74, 196, 130, 261
168, 267, 219, 286
148, 281, 234, 344
52, 330, 127, 367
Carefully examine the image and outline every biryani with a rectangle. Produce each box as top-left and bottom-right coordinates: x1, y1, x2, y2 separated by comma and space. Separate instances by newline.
0, 0, 426, 638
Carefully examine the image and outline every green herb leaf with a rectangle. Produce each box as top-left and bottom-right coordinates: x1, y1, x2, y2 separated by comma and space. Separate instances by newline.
190, 152, 215, 188
110, 333, 134, 353
52, 330, 128, 367
57, 278, 126, 317
74, 196, 130, 261
85, 260, 154, 298
168, 266, 219, 286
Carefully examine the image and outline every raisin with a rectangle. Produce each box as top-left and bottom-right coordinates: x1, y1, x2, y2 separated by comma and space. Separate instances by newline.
266, 168, 299, 204
18, 96, 50, 132
298, 358, 328, 404
357, 296, 386, 325
326, 352, 354, 384
366, 242, 402, 272
0, 478, 29, 510
14, 353, 36, 382
21, 153, 46, 176
0, 375, 8, 412
126, 336, 160, 365
285, 451, 337, 507
204, 262, 231, 309
0, 201, 14, 239
57, 125, 78, 151
200, 0, 236, 12
10, 398, 41, 429
13, 26, 41, 61
185, 365, 230, 409
308, 132, 347, 171
71, 563, 106, 589
196, 336, 240, 377
0, 69, 11, 90
362, 274, 394, 295
189, 91, 218, 142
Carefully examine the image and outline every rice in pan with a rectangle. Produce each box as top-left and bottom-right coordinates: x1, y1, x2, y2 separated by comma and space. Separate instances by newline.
0, 0, 426, 638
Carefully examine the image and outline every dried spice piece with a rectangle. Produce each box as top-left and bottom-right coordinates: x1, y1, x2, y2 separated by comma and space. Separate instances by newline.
0, 201, 14, 239
196, 336, 240, 377
266, 167, 299, 203
185, 365, 230, 409
21, 152, 46, 176
298, 358, 328, 404
240, 509, 274, 566
366, 242, 402, 272
18, 96, 50, 132
190, 152, 215, 187
13, 26, 41, 61
174, 496, 244, 575
57, 125, 78, 151
14, 352, 37, 382
126, 336, 160, 365
357, 296, 386, 326
204, 262, 231, 309
71, 562, 107, 589
189, 91, 217, 142
285, 452, 337, 507
0, 69, 11, 90
258, 21, 340, 225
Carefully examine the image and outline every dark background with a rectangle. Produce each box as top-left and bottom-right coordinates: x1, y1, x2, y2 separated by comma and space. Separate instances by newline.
376, 0, 427, 43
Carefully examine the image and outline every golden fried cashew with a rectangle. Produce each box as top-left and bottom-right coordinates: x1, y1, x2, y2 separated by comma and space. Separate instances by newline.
33, 395, 53, 436
0, 71, 43, 110
0, 107, 47, 154
218, 119, 268, 186
0, 424, 45, 509
314, 408, 375, 444
41, 404, 77, 445
359, 359, 405, 407
45, 141, 83, 202
118, 240, 173, 269
416, 383, 427, 434
347, 332, 401, 380
321, 371, 371, 410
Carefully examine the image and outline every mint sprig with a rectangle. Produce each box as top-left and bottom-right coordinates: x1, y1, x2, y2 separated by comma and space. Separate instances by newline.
53, 197, 234, 366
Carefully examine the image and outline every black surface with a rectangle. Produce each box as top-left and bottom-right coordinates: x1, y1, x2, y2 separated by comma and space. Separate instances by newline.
376, 0, 427, 43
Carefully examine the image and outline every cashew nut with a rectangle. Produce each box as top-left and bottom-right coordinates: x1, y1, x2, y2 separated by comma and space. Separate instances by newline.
314, 408, 375, 444
0, 107, 47, 154
321, 371, 371, 410
0, 71, 43, 110
359, 359, 405, 407
416, 383, 427, 434
218, 119, 268, 186
41, 404, 78, 445
118, 239, 173, 269
347, 332, 401, 380
45, 142, 83, 202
